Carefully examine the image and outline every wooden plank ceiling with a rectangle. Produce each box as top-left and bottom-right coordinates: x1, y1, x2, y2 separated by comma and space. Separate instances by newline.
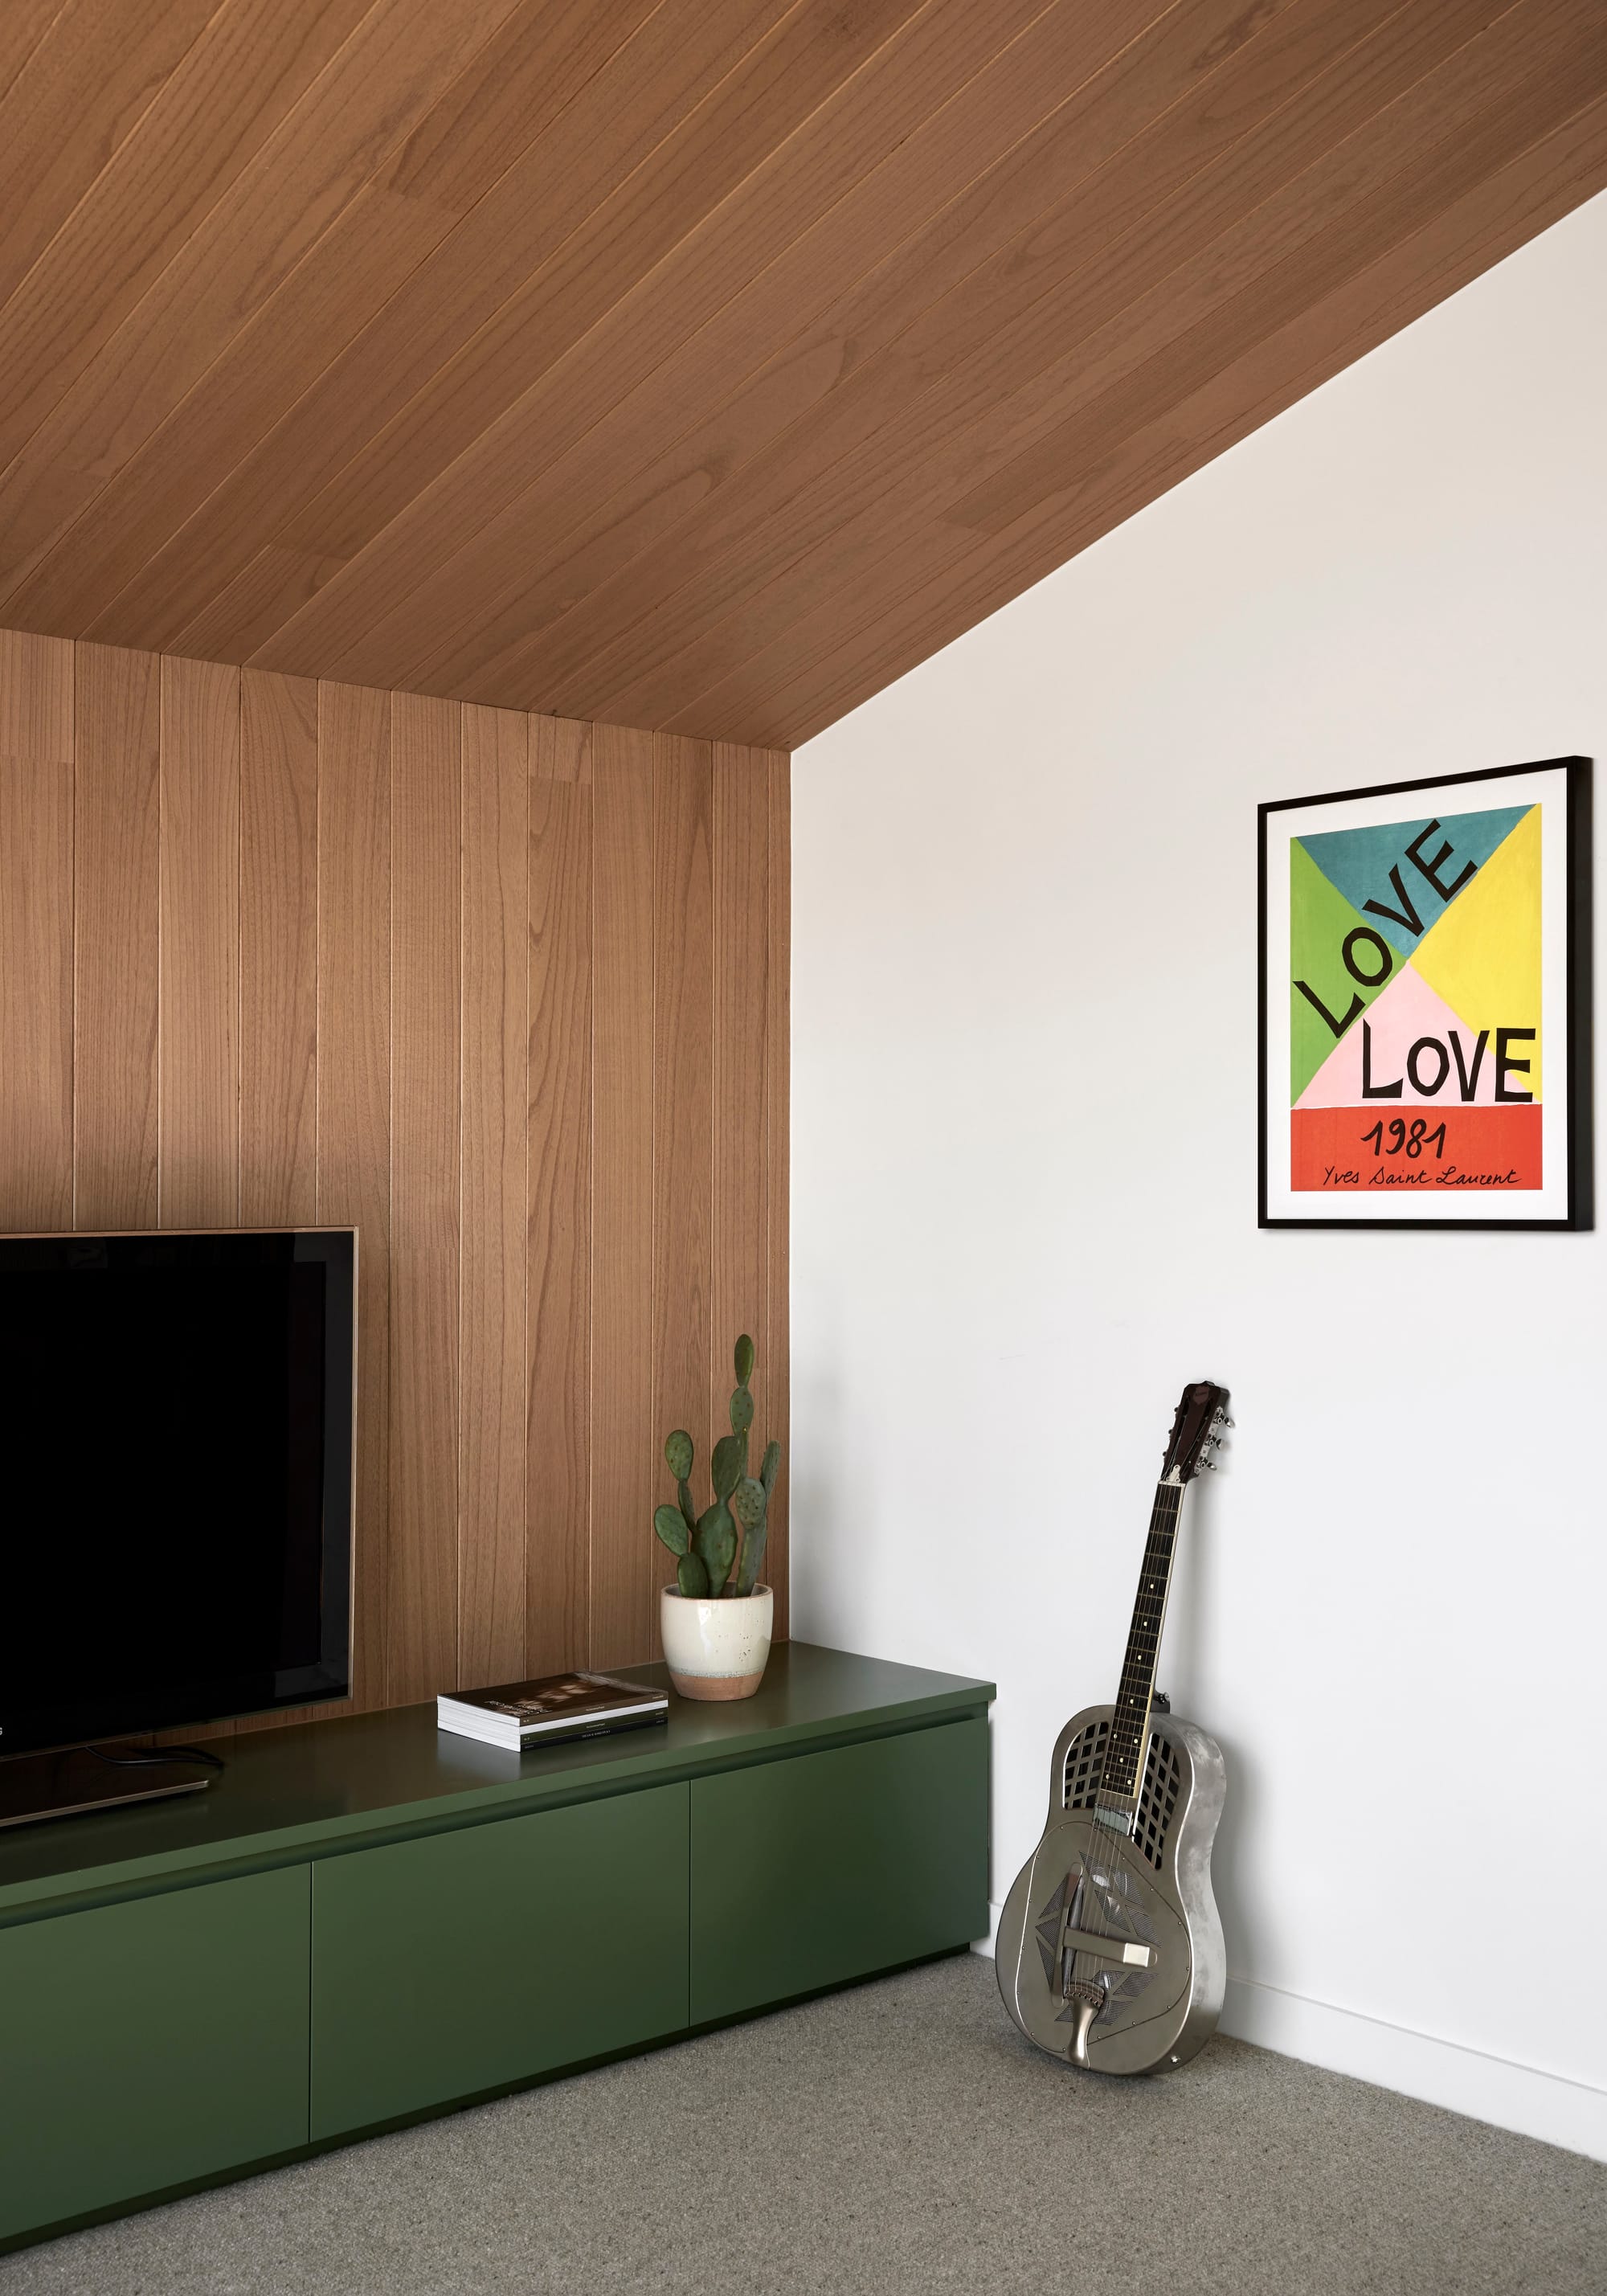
2, 0, 1605, 749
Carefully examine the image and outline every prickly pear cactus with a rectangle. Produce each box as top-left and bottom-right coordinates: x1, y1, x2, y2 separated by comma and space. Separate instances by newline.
734, 1518, 767, 1598
653, 1504, 689, 1557
695, 1501, 738, 1598
710, 1432, 745, 1500
656, 1336, 782, 1600
731, 1472, 768, 1598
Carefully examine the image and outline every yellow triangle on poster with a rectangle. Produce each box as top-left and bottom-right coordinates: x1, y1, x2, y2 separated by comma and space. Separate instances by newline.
1412, 804, 1542, 1098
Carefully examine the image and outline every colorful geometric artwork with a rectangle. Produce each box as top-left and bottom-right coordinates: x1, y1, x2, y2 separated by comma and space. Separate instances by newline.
1259, 759, 1591, 1229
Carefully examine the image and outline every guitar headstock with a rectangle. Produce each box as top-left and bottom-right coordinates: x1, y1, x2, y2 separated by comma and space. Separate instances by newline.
1162, 1380, 1233, 1482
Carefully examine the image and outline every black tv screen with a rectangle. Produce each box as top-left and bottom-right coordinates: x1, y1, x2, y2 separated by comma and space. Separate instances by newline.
0, 1230, 354, 1757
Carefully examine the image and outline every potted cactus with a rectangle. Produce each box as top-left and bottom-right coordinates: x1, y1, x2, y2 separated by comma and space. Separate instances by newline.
653, 1333, 779, 1701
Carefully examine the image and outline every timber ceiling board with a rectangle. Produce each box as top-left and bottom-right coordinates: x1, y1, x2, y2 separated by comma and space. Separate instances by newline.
1, 1, 1604, 747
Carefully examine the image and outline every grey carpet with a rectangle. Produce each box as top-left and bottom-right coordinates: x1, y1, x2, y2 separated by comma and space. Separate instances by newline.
3, 1955, 1601, 2296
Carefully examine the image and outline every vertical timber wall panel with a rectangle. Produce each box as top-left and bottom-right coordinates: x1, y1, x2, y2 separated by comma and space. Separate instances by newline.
239, 668, 318, 1228
589, 723, 656, 1671
388, 692, 462, 1709
74, 642, 160, 1230
711, 742, 772, 1592
317, 676, 393, 1713
159, 655, 240, 1230
460, 702, 530, 1690
525, 714, 591, 1677
764, 748, 791, 1639
0, 632, 789, 1715
0, 629, 73, 1229
651, 735, 714, 1660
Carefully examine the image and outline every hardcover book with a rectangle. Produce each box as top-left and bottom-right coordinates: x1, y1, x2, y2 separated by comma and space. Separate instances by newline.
436, 1672, 669, 1751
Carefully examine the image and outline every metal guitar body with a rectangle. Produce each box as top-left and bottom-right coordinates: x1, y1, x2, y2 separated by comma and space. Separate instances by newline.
996, 1701, 1226, 2077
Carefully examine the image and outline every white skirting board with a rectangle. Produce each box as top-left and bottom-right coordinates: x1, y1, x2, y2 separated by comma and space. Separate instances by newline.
972, 1911, 1607, 2162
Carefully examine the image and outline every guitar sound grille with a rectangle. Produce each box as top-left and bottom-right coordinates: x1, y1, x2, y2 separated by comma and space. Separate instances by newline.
1062, 1720, 1110, 1810
1135, 1736, 1183, 1870
1064, 1720, 1183, 1869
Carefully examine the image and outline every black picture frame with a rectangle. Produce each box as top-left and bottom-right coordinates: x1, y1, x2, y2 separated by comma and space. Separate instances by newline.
1257, 755, 1593, 1230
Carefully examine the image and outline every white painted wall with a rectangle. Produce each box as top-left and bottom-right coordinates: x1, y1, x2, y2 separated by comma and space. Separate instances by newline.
791, 190, 1607, 2159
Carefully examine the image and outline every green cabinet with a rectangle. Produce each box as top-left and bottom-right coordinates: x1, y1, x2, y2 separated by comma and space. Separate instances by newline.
310, 1782, 689, 2137
689, 1717, 988, 2024
0, 1647, 992, 2252
0, 1866, 310, 2243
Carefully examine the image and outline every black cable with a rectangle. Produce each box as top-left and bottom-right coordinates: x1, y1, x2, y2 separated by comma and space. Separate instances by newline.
84, 1741, 226, 1774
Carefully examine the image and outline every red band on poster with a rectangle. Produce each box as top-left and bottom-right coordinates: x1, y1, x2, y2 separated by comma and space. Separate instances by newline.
1290, 1105, 1543, 1193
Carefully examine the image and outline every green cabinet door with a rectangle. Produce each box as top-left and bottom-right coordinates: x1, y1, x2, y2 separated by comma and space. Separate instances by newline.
310, 1781, 689, 2137
690, 1717, 988, 2023
0, 1865, 310, 2243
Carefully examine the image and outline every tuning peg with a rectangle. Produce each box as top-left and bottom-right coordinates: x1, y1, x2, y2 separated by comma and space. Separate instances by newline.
1196, 1455, 1218, 1471
1212, 1411, 1235, 1430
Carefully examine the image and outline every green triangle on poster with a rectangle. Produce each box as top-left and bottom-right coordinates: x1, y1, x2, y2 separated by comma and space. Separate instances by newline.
1289, 840, 1402, 1101
1296, 806, 1532, 955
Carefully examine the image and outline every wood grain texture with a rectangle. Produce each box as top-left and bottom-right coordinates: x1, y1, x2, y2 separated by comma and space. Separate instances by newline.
460, 702, 530, 1688
0, 0, 219, 313
0, 1, 1602, 742
239, 669, 317, 1225
589, 721, 656, 1669
711, 743, 770, 1574
0, 0, 531, 636
0, 0, 376, 488
525, 715, 591, 1676
0, 633, 790, 1722
0, 630, 72, 1229
92, 0, 861, 662
317, 675, 391, 1711
159, 654, 239, 1227
763, 750, 790, 1639
387, 690, 461, 1708
550, 0, 1522, 731
243, 0, 1067, 692
705, 30, 1607, 744
72, 641, 159, 1228
652, 735, 714, 1655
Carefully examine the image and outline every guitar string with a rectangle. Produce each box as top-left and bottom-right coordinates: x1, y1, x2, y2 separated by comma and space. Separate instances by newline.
1113, 1475, 1186, 2020
1076, 1476, 1180, 2040
1061, 1395, 1221, 2061
1106, 1486, 1179, 2022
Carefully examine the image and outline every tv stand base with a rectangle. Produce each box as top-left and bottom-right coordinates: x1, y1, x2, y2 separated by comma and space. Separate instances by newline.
0, 1747, 211, 1831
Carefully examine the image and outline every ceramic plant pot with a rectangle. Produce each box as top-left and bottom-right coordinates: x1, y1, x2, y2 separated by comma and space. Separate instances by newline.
659, 1583, 773, 1701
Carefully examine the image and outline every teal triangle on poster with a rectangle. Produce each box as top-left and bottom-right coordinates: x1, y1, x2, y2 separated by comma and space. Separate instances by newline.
1295, 805, 1532, 955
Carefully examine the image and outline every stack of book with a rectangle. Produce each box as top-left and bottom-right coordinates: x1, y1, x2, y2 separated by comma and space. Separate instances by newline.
436, 1672, 669, 1751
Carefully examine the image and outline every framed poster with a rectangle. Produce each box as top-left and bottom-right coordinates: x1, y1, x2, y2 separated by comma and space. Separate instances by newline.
1259, 755, 1591, 1229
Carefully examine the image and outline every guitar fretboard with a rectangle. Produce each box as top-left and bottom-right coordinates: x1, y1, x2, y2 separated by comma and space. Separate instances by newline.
1098, 1480, 1182, 1803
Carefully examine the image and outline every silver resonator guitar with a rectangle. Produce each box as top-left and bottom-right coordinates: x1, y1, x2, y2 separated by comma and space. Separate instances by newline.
997, 1380, 1231, 2076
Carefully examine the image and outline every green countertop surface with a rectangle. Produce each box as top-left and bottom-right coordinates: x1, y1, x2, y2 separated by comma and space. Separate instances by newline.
0, 1643, 993, 1925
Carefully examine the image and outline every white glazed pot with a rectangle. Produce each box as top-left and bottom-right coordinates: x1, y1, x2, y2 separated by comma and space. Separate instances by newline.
660, 1584, 773, 1701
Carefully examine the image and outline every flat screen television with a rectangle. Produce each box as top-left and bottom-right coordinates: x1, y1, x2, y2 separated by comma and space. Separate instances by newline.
0, 1229, 355, 1758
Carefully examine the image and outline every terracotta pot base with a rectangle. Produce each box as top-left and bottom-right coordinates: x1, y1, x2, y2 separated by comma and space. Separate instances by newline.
668, 1666, 765, 1701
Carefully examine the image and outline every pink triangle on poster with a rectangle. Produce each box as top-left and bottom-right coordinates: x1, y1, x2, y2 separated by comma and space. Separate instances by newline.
1294, 961, 1501, 1108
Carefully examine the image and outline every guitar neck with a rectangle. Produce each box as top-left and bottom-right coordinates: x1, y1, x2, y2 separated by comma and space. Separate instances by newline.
1096, 1476, 1184, 1811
